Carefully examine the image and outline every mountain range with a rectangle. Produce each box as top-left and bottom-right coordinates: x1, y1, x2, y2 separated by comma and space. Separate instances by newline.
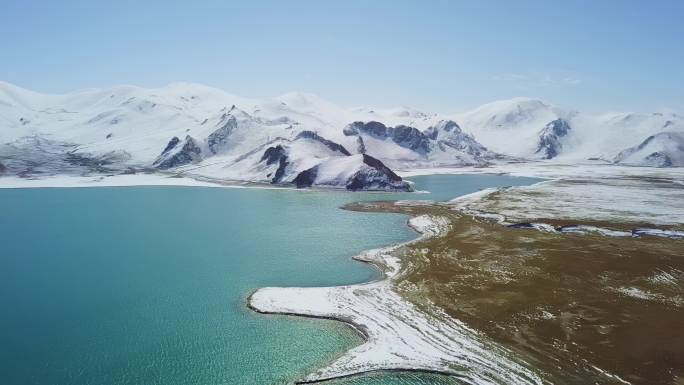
1, 81, 682, 190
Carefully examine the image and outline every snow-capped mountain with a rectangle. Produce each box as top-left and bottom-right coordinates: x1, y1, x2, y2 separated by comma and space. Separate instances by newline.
0, 81, 496, 190
452, 97, 573, 158
613, 131, 684, 167
451, 97, 684, 163
0, 81, 682, 190
572, 111, 684, 161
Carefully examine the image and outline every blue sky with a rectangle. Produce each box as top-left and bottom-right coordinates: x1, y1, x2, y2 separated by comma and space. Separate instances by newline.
2, 0, 683, 113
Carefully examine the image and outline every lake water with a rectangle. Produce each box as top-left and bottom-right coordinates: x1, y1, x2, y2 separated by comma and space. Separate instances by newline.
0, 174, 541, 385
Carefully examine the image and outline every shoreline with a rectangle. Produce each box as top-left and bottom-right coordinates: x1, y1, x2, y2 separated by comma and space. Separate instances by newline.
247, 164, 683, 384
5, 165, 682, 382
0, 171, 411, 193
0, 173, 241, 189
345, 199, 683, 383
248, 212, 544, 384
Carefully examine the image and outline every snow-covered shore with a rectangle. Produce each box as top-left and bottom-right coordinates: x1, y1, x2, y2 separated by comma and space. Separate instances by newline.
248, 162, 682, 383
0, 173, 307, 190
0, 174, 236, 189
398, 161, 684, 181
249, 214, 543, 384
445, 166, 684, 227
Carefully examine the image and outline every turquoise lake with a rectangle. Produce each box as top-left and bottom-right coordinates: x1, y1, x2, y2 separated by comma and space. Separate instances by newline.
0, 174, 541, 385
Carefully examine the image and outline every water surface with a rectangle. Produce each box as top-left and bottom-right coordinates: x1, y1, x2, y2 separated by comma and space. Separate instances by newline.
0, 174, 541, 385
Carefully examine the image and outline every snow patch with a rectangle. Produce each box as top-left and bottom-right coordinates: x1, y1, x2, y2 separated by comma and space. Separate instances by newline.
249, 215, 542, 384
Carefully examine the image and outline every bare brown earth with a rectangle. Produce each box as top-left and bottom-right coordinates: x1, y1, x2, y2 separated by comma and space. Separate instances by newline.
345, 201, 684, 385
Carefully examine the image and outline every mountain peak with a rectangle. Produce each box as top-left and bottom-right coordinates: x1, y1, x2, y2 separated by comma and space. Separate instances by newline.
275, 91, 331, 108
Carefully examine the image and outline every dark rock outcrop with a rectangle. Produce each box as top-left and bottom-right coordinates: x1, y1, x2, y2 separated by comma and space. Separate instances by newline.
644, 152, 672, 167
535, 119, 571, 159
65, 150, 131, 173
292, 154, 410, 191
160, 136, 180, 155
427, 120, 489, 157
207, 114, 238, 154
346, 154, 409, 191
260, 145, 287, 165
292, 167, 318, 188
272, 156, 289, 183
356, 136, 366, 154
260, 145, 290, 183
0, 161, 5, 174
343, 121, 387, 137
295, 130, 351, 156
507, 223, 536, 229
391, 125, 431, 154
343, 121, 430, 154
154, 135, 202, 169
361, 154, 402, 181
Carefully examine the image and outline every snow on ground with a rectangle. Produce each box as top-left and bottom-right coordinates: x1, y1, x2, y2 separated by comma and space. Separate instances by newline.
401, 162, 684, 226
398, 160, 684, 180
451, 176, 684, 226
311, 154, 369, 184
554, 225, 633, 237
0, 173, 247, 189
249, 215, 543, 384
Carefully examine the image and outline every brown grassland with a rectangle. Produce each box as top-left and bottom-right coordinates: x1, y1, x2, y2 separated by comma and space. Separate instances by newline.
346, 200, 684, 385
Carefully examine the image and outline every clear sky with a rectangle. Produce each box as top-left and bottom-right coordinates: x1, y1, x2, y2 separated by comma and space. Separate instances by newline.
2, 0, 683, 113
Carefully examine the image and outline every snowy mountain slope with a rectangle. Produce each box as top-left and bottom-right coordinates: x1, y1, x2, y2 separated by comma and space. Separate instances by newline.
0, 82, 495, 189
453, 98, 571, 158
200, 130, 354, 183
451, 96, 684, 163
1, 81, 683, 191
568, 111, 684, 161
613, 131, 684, 167
0, 81, 254, 162
292, 154, 411, 191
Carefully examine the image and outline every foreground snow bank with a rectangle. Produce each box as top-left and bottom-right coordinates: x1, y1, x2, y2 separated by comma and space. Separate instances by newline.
249, 215, 542, 384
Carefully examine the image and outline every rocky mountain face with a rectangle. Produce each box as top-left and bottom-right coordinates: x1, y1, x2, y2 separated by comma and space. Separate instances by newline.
292, 154, 410, 191
207, 112, 238, 155
426, 120, 489, 156
295, 130, 351, 156
0, 136, 134, 177
535, 119, 572, 159
259, 144, 288, 183
342, 119, 497, 167
153, 135, 203, 169
344, 121, 431, 154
